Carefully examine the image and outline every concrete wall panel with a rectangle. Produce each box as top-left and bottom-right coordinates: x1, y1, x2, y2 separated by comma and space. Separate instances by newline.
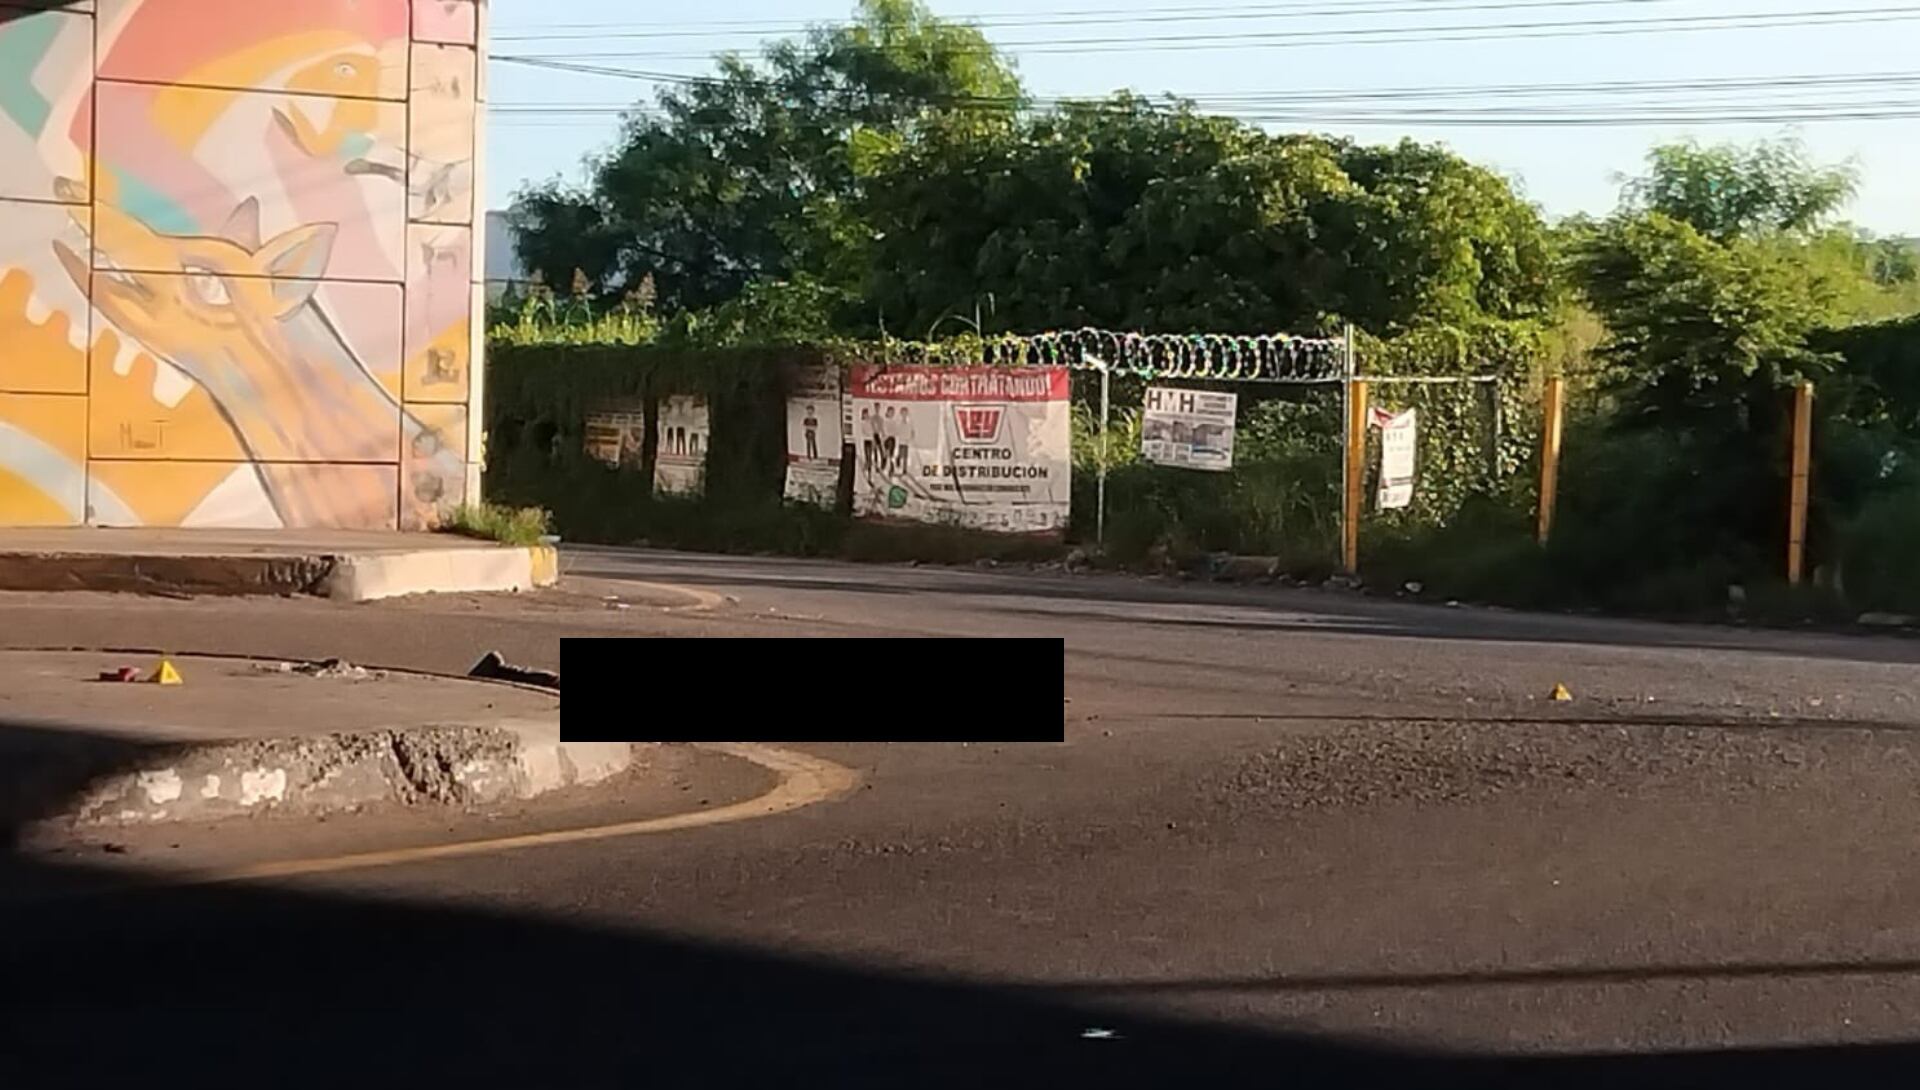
0, 1, 486, 530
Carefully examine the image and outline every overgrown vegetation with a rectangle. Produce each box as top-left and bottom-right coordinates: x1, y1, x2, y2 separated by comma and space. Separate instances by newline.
442, 503, 553, 547
491, 0, 1920, 622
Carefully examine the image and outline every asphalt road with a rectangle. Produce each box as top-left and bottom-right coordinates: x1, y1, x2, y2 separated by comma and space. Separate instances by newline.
6, 549, 1920, 1087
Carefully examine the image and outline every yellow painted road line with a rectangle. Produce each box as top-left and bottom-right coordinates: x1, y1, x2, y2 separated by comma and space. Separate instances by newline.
51, 744, 858, 893
580, 578, 729, 614
647, 581, 730, 614
201, 743, 857, 884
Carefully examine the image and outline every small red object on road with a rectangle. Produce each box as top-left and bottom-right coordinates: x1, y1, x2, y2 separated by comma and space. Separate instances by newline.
98, 666, 140, 683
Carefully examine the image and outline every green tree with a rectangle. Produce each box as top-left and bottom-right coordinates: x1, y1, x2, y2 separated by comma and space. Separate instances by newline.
1575, 211, 1843, 433
1574, 139, 1873, 431
1563, 137, 1898, 594
1622, 137, 1858, 243
510, 0, 1022, 315
512, 4, 1555, 343
860, 98, 1557, 338
1867, 237, 1919, 287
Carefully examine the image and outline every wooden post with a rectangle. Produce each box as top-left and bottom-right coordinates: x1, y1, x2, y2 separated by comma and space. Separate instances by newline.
1343, 379, 1369, 575
1536, 377, 1566, 544
1787, 381, 1814, 586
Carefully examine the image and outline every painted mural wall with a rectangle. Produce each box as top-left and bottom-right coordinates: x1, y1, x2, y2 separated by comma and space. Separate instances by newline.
0, 0, 488, 530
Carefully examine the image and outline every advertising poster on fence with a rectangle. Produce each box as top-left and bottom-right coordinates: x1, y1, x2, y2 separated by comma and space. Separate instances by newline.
784, 364, 845, 506
584, 401, 647, 469
849, 365, 1072, 533
654, 395, 711, 496
1142, 387, 1238, 472
1373, 406, 1418, 510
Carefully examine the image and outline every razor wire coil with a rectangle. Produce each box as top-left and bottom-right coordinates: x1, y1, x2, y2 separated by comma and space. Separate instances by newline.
883, 329, 1346, 382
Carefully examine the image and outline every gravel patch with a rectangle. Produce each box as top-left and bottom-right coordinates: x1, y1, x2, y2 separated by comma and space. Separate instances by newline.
1218, 720, 1920, 811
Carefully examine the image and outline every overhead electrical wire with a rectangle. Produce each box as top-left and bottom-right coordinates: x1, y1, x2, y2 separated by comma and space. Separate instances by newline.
492, 0, 1697, 41
488, 59, 1920, 125
488, 4, 1920, 128
491, 69, 1920, 109
492, 4, 1920, 59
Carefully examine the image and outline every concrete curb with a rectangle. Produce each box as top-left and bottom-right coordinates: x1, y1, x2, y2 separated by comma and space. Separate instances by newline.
324, 545, 560, 602
0, 544, 559, 601
49, 719, 635, 827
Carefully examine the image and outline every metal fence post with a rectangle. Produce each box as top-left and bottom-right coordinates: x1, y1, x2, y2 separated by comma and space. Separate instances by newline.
1488, 379, 1504, 480
1339, 327, 1357, 573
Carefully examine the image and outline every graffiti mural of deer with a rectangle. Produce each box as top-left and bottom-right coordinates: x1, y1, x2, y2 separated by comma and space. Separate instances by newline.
0, 0, 480, 530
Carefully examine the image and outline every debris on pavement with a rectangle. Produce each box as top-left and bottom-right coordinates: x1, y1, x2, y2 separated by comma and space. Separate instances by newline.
97, 666, 140, 683
1551, 683, 1575, 702
294, 658, 380, 681
251, 659, 386, 680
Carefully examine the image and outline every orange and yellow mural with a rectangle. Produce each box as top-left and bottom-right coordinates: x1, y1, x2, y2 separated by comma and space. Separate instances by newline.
0, 0, 486, 530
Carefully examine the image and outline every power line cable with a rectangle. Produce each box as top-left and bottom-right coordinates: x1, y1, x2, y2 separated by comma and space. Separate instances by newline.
493, 0, 1696, 41
491, 69, 1920, 110
495, 5, 1920, 60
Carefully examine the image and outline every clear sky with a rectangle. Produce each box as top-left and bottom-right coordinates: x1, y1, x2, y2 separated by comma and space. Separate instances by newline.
486, 0, 1920, 235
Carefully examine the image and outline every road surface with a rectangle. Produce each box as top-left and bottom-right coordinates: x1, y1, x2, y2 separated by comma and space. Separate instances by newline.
4, 548, 1920, 1087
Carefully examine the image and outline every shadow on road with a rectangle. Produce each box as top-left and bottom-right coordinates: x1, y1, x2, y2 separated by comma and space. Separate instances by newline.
4, 720, 1919, 1088
0, 719, 185, 853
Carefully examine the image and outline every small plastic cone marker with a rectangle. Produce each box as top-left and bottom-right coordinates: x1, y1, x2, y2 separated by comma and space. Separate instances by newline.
153, 659, 184, 686
1551, 683, 1574, 702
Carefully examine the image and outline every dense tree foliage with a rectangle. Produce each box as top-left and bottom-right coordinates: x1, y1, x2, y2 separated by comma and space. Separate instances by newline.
1573, 138, 1918, 435
511, 0, 1555, 340
511, 0, 1020, 315
1621, 138, 1858, 243
1574, 210, 1846, 433
859, 98, 1556, 336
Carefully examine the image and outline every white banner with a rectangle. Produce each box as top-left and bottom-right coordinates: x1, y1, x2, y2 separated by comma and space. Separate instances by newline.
584, 401, 646, 469
1142, 387, 1237, 472
654, 394, 710, 496
1375, 407, 1417, 510
849, 366, 1071, 533
784, 364, 844, 506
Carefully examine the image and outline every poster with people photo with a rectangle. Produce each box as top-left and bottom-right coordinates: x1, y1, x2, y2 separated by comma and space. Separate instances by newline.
654, 394, 710, 496
784, 364, 845, 507
848, 365, 1071, 534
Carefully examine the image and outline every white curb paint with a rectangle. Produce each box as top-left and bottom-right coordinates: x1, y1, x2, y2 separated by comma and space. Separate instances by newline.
323, 545, 560, 602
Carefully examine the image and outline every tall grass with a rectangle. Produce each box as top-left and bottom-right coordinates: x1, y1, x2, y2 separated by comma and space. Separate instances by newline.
441, 503, 553, 547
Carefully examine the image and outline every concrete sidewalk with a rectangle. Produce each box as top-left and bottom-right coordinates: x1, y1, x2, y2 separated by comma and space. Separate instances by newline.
0, 528, 560, 601
0, 649, 626, 829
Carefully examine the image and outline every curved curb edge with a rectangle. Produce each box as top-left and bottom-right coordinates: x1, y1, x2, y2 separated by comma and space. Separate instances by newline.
141, 743, 858, 888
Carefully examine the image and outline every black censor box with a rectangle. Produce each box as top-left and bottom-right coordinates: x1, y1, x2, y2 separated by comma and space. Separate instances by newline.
560, 638, 1066, 743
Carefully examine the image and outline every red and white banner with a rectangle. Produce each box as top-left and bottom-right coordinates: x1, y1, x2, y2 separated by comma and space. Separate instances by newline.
848, 365, 1072, 533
